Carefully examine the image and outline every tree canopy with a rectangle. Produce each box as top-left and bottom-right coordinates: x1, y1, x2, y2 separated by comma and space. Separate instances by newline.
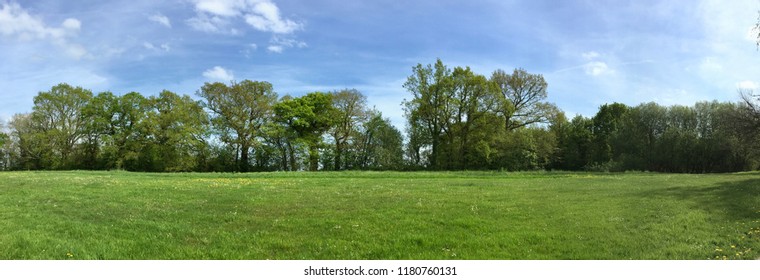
1, 61, 758, 173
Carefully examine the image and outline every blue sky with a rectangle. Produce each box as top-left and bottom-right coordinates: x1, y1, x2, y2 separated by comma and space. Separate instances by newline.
1, 0, 760, 130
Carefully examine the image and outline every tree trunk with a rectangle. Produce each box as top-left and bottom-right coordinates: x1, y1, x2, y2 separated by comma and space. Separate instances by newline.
309, 144, 319, 171
240, 142, 250, 172
287, 141, 296, 171
334, 141, 343, 171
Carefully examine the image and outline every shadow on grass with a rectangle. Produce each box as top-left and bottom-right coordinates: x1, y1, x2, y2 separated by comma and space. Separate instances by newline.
638, 177, 760, 221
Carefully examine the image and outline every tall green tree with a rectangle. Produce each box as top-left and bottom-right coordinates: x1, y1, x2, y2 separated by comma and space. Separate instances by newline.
356, 111, 404, 170
448, 66, 498, 169
31, 83, 93, 169
198, 80, 277, 172
140, 90, 209, 172
80, 91, 118, 169
8, 113, 49, 169
111, 92, 150, 170
0, 120, 8, 170
329, 89, 368, 170
590, 103, 628, 164
403, 59, 453, 169
273, 92, 337, 171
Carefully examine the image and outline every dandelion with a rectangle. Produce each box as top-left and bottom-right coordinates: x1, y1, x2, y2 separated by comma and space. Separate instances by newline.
66, 252, 73, 258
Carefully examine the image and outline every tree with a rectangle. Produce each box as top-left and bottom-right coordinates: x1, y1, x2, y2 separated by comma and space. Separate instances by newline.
590, 103, 628, 164
111, 92, 150, 170
198, 80, 277, 172
403, 59, 453, 169
140, 90, 209, 172
558, 115, 594, 170
31, 83, 93, 169
273, 92, 338, 171
0, 120, 8, 170
8, 113, 50, 169
356, 111, 404, 170
80, 91, 118, 169
329, 89, 368, 170
491, 68, 558, 131
448, 66, 499, 169
738, 89, 760, 140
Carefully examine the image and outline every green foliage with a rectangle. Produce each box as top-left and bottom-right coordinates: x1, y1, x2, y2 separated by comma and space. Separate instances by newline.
403, 59, 561, 171
274, 92, 338, 171
491, 68, 558, 131
355, 112, 404, 170
2, 61, 759, 173
329, 89, 368, 170
1, 171, 759, 259
30, 83, 93, 169
138, 90, 209, 172
198, 80, 277, 172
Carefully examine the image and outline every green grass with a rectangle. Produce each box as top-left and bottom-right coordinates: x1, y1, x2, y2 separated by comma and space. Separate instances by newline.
0, 171, 759, 260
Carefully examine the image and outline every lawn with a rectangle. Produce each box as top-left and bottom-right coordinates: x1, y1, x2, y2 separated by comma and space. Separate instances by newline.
0, 171, 758, 260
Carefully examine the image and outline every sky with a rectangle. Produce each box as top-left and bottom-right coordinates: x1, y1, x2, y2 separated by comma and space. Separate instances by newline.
1, 0, 760, 131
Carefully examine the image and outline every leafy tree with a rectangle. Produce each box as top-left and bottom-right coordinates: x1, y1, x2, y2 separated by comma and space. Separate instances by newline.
198, 80, 277, 172
30, 83, 93, 169
491, 68, 558, 131
274, 92, 338, 171
0, 120, 8, 170
79, 91, 118, 169
112, 92, 150, 170
590, 103, 628, 164
329, 89, 368, 170
403, 59, 453, 169
8, 113, 50, 170
447, 66, 499, 169
356, 111, 404, 170
140, 90, 209, 172
558, 115, 594, 170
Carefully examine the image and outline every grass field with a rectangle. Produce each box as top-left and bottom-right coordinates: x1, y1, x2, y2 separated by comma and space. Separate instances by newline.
0, 171, 759, 260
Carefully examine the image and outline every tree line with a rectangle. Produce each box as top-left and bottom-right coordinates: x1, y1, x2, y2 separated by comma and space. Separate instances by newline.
0, 59, 758, 173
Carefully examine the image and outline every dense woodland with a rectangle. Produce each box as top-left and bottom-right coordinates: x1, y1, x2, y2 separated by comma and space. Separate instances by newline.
1, 59, 759, 173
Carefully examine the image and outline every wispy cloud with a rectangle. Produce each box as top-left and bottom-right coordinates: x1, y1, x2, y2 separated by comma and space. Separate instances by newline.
266, 36, 307, 53
581, 51, 599, 60
584, 61, 612, 76
203, 66, 234, 81
149, 13, 171, 28
267, 45, 283, 53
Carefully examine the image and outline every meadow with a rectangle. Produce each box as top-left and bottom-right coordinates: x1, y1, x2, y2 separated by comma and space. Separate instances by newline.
0, 171, 758, 260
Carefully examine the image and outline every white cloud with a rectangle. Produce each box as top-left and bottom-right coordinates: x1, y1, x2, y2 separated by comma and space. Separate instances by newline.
0, 3, 87, 59
144, 42, 170, 52
249, 43, 258, 50
203, 66, 235, 81
186, 13, 238, 34
265, 36, 307, 53
581, 51, 600, 60
192, 0, 245, 17
737, 80, 759, 90
244, 1, 302, 34
267, 45, 283, 53
187, 0, 302, 34
584, 61, 611, 76
149, 13, 171, 28
62, 18, 81, 31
